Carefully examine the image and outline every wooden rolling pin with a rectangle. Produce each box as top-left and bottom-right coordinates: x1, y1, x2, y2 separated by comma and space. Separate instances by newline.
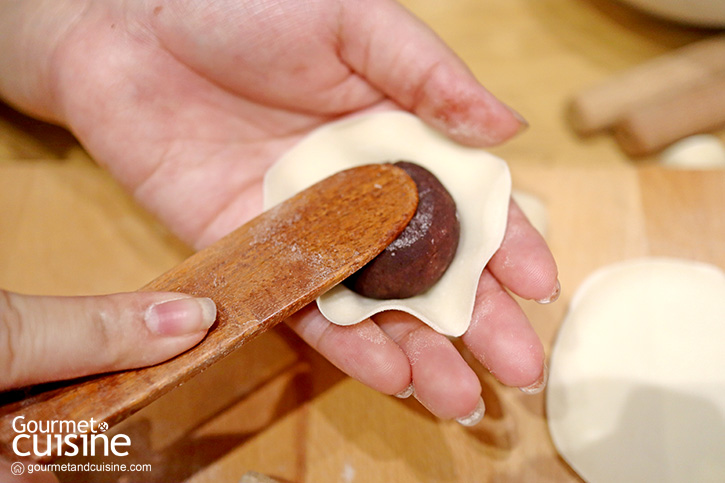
568, 34, 725, 135
0, 164, 418, 463
613, 76, 725, 157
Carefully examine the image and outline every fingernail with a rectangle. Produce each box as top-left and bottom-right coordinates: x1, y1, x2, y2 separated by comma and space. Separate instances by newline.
520, 362, 548, 395
536, 279, 561, 304
145, 297, 217, 336
394, 383, 414, 399
456, 396, 486, 427
508, 106, 529, 133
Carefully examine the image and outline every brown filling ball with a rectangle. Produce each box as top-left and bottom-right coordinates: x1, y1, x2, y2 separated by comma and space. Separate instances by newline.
343, 161, 460, 299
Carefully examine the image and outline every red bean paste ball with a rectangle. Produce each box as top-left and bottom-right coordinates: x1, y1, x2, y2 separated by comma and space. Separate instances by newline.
343, 161, 460, 299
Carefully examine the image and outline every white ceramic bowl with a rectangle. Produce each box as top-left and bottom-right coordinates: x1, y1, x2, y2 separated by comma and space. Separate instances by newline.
617, 0, 725, 27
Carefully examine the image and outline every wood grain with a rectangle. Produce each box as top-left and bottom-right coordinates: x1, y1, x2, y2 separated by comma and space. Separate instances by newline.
638, 166, 725, 266
0, 164, 418, 463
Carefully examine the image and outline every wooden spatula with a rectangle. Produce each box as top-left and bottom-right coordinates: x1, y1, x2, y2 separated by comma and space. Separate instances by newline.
0, 163, 418, 462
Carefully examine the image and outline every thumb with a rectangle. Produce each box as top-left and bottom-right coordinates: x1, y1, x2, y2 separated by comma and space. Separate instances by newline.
339, 0, 525, 146
0, 290, 216, 391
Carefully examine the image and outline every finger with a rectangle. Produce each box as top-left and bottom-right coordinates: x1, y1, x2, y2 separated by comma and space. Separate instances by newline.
462, 270, 546, 391
374, 311, 483, 422
0, 290, 216, 390
339, 0, 525, 146
488, 199, 560, 303
285, 303, 411, 396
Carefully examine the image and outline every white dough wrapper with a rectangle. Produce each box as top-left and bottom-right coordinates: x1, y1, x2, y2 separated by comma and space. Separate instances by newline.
547, 257, 725, 483
263, 111, 511, 337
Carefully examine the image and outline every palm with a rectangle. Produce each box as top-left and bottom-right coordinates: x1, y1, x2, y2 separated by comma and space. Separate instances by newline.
46, 0, 555, 421
56, 0, 398, 247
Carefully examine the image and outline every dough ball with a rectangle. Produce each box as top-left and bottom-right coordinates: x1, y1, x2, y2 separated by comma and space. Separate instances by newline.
343, 161, 460, 299
660, 134, 725, 169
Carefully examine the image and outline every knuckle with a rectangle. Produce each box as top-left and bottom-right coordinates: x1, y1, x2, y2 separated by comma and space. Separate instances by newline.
90, 304, 114, 350
87, 297, 128, 369
88, 294, 153, 370
0, 290, 26, 389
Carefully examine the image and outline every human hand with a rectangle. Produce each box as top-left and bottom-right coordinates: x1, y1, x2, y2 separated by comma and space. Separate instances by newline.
0, 292, 215, 483
0, 291, 216, 392
1, 0, 557, 423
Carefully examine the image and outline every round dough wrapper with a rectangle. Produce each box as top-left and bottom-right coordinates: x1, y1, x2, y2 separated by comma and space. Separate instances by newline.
547, 258, 725, 483
264, 111, 511, 337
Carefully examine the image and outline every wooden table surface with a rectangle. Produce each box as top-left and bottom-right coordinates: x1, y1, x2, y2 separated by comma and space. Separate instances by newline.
1, 1, 723, 481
